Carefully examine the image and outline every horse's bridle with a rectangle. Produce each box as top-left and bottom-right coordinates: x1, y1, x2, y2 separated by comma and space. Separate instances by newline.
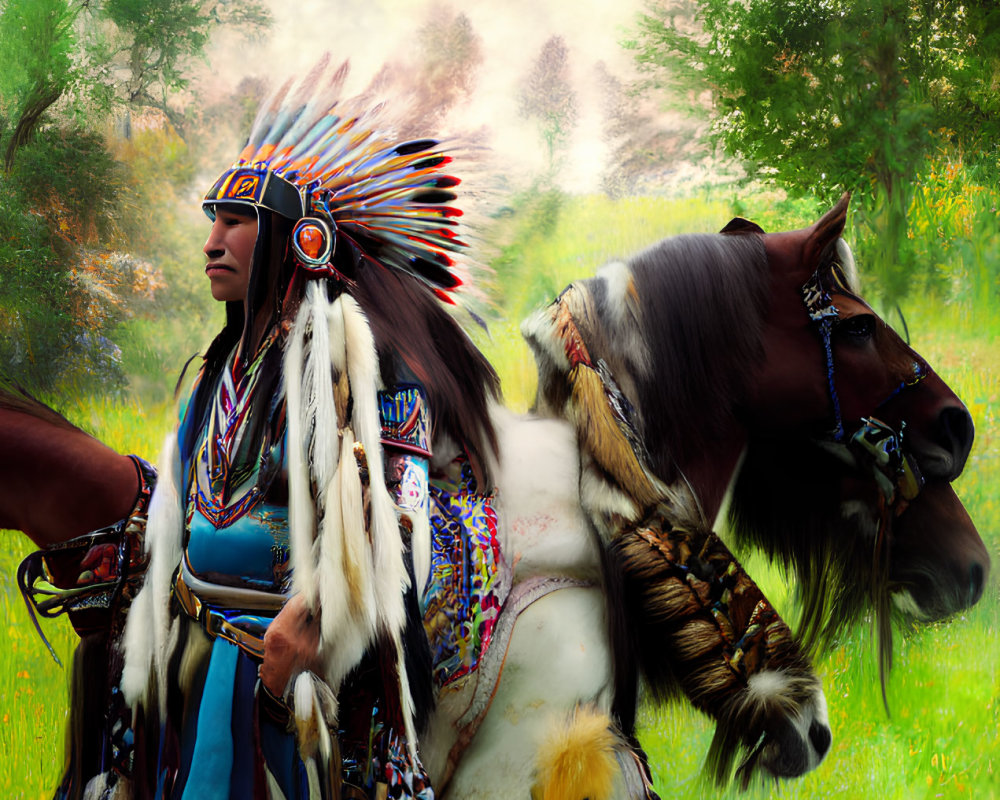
802, 265, 927, 511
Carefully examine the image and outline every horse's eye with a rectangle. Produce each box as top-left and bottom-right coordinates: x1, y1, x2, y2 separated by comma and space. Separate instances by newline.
835, 314, 876, 342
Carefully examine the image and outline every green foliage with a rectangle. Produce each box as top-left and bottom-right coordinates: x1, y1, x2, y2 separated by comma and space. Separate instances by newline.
631, 0, 1000, 305
81, 0, 270, 132
0, 127, 139, 391
0, 2, 271, 394
0, 0, 78, 168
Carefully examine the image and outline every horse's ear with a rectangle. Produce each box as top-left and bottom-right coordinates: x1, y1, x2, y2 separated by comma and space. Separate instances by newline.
804, 193, 851, 267
720, 217, 765, 235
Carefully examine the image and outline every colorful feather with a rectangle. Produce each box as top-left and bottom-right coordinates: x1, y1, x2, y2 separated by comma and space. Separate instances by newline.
208, 57, 473, 301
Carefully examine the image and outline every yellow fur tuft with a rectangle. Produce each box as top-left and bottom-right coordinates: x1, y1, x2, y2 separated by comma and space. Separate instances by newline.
532, 707, 620, 800
568, 363, 660, 512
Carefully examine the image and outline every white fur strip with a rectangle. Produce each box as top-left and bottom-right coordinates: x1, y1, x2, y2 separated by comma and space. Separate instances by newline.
316, 449, 350, 640
285, 292, 318, 606
305, 283, 338, 519
340, 295, 407, 633
336, 428, 373, 617
313, 431, 374, 695
339, 295, 415, 747
121, 432, 183, 711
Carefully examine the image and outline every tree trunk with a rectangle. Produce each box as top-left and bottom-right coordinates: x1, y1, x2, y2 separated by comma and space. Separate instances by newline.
4, 85, 63, 171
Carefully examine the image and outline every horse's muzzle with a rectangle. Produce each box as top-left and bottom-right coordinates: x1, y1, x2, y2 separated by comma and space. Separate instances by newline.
915, 405, 975, 481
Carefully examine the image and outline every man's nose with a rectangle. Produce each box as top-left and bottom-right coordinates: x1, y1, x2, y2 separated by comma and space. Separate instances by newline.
204, 220, 224, 257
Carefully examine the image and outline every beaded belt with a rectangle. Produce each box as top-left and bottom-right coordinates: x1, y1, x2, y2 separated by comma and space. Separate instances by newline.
173, 558, 286, 661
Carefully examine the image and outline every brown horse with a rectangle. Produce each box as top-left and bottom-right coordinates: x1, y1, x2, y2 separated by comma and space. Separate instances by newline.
0, 386, 139, 548
2, 197, 989, 799
522, 194, 988, 732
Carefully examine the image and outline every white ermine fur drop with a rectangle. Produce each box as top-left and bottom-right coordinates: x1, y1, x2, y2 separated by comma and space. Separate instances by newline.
284, 288, 416, 746
121, 432, 183, 713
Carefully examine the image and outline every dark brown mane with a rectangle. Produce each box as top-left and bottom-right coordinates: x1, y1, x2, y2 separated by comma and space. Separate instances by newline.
595, 232, 771, 482
0, 381, 86, 436
726, 434, 896, 692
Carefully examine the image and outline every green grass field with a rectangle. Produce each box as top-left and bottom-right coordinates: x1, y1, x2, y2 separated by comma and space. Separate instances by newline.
1, 193, 997, 798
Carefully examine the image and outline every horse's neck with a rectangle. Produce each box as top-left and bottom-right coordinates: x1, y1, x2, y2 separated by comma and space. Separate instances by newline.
673, 434, 746, 527
0, 410, 139, 547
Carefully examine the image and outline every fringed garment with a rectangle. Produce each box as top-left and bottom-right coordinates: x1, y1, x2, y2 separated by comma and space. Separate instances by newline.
118, 289, 436, 799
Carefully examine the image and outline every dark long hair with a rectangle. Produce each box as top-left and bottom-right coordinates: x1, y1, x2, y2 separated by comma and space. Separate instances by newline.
346, 248, 500, 486
181, 210, 292, 464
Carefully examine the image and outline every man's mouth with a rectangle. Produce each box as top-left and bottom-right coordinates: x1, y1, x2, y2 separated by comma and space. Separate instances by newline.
205, 263, 234, 275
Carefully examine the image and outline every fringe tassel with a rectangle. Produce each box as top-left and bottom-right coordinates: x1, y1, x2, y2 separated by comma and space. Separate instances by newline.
284, 287, 416, 747
121, 433, 183, 713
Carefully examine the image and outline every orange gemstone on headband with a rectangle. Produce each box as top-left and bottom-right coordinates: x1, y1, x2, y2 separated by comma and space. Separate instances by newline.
297, 224, 324, 260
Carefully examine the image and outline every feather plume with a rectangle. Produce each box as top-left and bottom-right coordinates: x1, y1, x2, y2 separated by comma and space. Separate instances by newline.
212, 57, 477, 301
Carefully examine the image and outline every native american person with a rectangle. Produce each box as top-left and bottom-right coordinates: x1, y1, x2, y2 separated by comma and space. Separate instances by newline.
24, 62, 499, 799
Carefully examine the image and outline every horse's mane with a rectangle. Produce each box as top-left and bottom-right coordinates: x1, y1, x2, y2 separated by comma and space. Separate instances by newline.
727, 436, 893, 666
590, 232, 771, 483
0, 381, 87, 436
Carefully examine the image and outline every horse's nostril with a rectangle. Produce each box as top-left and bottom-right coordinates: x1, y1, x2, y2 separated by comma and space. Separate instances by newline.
969, 562, 985, 606
940, 406, 974, 474
808, 720, 831, 759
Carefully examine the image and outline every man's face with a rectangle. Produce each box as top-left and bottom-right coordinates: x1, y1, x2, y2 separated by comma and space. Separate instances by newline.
203, 205, 258, 302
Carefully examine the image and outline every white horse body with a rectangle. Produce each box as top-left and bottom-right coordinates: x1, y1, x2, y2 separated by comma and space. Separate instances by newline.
422, 407, 631, 798
420, 405, 831, 799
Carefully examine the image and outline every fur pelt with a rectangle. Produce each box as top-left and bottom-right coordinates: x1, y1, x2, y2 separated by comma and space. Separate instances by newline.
523, 274, 822, 785
285, 283, 417, 747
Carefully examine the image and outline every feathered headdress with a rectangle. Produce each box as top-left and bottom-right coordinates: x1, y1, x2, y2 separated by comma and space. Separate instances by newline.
202, 55, 471, 303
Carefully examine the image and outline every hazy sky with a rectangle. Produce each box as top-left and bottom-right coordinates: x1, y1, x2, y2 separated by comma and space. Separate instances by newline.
204, 0, 651, 192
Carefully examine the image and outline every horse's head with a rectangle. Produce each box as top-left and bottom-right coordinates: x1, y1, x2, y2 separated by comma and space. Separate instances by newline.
725, 196, 988, 646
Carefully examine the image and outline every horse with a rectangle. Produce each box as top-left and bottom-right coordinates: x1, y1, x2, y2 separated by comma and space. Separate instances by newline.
2, 196, 989, 799
1, 379, 826, 798
431, 195, 988, 797
0, 384, 141, 549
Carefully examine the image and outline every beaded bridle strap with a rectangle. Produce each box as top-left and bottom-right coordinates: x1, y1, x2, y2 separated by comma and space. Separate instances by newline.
801, 264, 928, 509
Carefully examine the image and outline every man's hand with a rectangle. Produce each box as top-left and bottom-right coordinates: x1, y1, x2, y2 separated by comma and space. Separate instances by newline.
260, 593, 323, 697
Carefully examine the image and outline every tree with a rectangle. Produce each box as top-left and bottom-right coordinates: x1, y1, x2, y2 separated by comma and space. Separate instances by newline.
0, 0, 77, 169
519, 35, 579, 174
631, 0, 1000, 304
85, 0, 270, 136
408, 7, 483, 128
0, 1, 270, 390
594, 60, 700, 198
